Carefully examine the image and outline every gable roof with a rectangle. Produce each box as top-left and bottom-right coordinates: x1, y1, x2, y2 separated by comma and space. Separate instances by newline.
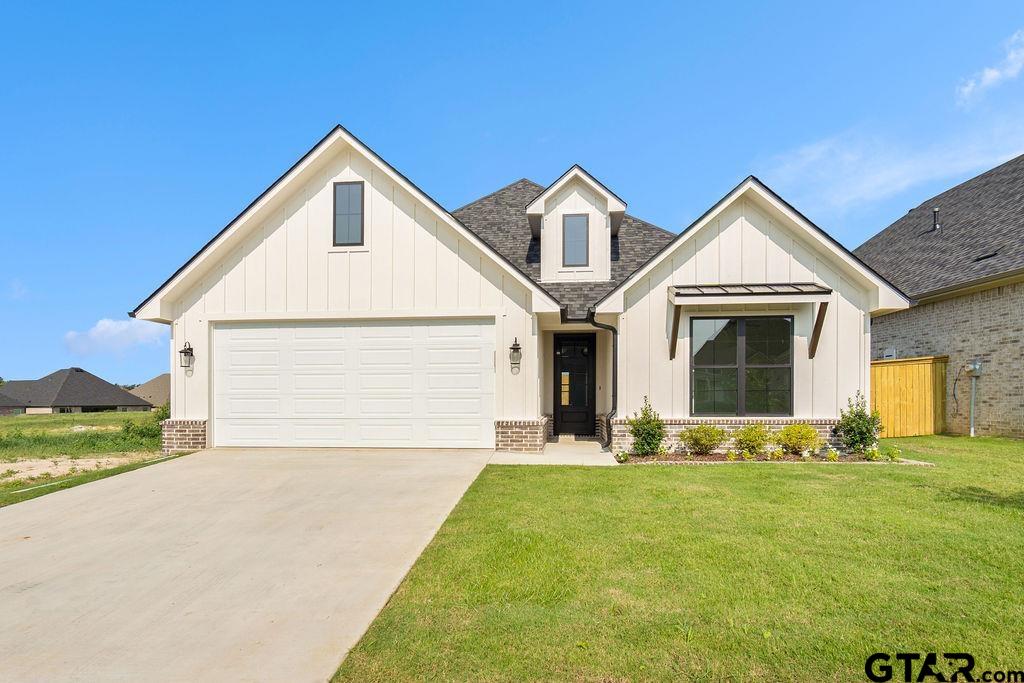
593, 175, 910, 315
1, 368, 152, 408
854, 152, 1024, 299
525, 165, 628, 236
453, 179, 676, 318
129, 373, 170, 406
132, 125, 560, 321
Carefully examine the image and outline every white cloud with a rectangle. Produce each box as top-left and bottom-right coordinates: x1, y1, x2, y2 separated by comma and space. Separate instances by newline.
6, 279, 27, 300
760, 123, 1024, 213
957, 29, 1024, 104
64, 318, 168, 356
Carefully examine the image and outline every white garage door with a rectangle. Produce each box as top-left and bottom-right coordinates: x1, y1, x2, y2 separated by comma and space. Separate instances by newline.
213, 319, 495, 448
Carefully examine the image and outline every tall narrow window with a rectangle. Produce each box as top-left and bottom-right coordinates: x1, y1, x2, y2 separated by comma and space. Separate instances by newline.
333, 181, 364, 246
562, 214, 588, 267
691, 316, 792, 416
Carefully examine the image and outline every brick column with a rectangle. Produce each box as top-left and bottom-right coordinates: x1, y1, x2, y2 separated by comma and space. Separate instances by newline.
494, 417, 549, 453
161, 419, 208, 454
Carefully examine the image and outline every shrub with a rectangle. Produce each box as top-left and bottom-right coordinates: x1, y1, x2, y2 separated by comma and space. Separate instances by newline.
626, 396, 666, 455
680, 424, 727, 457
775, 423, 823, 456
732, 424, 772, 458
768, 445, 784, 461
153, 403, 170, 422
835, 391, 882, 453
614, 452, 630, 464
741, 450, 755, 461
725, 450, 738, 461
881, 445, 901, 462
825, 448, 840, 462
121, 419, 161, 440
864, 446, 882, 462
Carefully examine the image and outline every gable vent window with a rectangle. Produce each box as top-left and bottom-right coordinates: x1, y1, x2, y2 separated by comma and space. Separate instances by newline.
562, 214, 589, 267
333, 181, 364, 246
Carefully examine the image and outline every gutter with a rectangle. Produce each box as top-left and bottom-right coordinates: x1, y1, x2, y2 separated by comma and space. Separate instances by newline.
584, 308, 618, 448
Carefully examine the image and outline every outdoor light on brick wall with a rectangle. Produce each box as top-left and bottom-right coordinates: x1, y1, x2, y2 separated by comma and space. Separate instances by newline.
178, 342, 195, 368
509, 338, 522, 373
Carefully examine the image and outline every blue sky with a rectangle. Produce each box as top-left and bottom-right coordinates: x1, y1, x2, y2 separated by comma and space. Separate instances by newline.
3, 2, 1024, 384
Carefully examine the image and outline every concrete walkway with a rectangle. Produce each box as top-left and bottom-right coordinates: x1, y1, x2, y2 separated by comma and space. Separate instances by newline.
0, 448, 490, 683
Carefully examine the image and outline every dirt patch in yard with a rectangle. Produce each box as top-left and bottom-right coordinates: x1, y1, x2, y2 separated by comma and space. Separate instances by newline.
0, 452, 160, 483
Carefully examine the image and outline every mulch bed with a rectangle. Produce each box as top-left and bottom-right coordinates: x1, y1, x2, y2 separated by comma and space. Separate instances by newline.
621, 453, 934, 466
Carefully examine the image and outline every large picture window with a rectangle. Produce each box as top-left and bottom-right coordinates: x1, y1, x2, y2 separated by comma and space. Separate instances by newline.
691, 316, 793, 416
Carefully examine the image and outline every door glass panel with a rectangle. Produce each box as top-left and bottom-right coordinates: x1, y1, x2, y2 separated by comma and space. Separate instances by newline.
560, 371, 570, 406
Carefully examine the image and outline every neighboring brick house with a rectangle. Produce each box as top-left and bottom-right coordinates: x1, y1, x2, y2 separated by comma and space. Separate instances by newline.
0, 368, 152, 414
854, 154, 1024, 437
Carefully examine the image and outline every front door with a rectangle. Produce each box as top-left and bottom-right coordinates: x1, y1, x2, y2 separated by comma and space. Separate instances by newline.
553, 334, 596, 435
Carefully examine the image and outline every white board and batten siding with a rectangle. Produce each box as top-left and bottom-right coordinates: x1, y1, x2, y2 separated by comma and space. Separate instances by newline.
213, 320, 495, 448
619, 194, 871, 419
170, 142, 538, 427
539, 178, 612, 282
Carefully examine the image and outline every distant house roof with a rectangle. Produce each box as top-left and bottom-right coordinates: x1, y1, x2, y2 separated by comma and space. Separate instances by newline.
1, 368, 152, 408
453, 178, 676, 318
854, 153, 1024, 299
0, 391, 26, 408
129, 373, 169, 407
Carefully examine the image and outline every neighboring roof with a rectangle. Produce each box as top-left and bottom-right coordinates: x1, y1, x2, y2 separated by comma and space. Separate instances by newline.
0, 368, 152, 408
129, 373, 170, 406
854, 153, 1024, 299
132, 125, 559, 321
594, 176, 910, 316
0, 391, 26, 408
453, 179, 676, 318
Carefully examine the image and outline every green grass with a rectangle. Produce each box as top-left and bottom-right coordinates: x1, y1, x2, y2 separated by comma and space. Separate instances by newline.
0, 411, 161, 460
334, 435, 1024, 682
0, 453, 182, 508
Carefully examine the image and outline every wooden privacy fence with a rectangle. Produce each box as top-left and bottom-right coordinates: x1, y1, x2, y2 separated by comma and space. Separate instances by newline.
870, 356, 948, 437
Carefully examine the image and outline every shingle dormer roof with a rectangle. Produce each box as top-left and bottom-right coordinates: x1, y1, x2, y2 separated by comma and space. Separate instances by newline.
453, 178, 675, 318
854, 153, 1024, 299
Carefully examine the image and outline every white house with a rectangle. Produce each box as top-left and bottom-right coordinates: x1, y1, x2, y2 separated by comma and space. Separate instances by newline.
133, 125, 909, 454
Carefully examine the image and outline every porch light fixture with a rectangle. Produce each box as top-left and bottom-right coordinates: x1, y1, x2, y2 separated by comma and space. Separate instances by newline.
509, 338, 522, 371
179, 342, 195, 368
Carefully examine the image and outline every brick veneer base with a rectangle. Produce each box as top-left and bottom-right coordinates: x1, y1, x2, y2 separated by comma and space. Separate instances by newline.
610, 417, 840, 455
495, 417, 550, 453
161, 419, 208, 454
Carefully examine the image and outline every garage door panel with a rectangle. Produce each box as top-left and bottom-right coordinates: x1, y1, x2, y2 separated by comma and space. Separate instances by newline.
213, 319, 494, 448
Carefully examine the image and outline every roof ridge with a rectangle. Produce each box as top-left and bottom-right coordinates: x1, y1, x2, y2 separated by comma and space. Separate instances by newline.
908, 150, 1024, 212
451, 178, 542, 213
49, 368, 76, 405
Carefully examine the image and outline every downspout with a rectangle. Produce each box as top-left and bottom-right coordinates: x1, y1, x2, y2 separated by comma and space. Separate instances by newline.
585, 308, 618, 448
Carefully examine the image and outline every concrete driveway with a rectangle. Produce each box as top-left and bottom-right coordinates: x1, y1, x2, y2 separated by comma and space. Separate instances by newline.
0, 448, 491, 682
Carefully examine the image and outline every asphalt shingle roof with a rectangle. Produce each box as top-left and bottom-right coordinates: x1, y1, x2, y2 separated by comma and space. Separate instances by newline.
1, 368, 152, 408
453, 178, 676, 318
0, 391, 26, 408
854, 153, 1024, 299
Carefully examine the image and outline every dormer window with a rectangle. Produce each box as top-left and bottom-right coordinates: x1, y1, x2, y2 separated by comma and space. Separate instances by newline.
527, 165, 626, 283
562, 214, 589, 267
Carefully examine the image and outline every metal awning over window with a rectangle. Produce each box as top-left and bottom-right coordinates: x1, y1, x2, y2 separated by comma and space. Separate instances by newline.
667, 282, 833, 361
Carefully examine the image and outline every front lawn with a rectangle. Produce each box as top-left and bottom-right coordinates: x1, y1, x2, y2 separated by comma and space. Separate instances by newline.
335, 436, 1024, 682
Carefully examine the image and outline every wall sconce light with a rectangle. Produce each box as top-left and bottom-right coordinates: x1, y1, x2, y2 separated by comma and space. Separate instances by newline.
509, 337, 522, 373
179, 342, 195, 368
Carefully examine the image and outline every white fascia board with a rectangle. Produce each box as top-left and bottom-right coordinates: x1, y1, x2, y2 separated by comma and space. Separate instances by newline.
133, 125, 559, 320
526, 165, 627, 236
595, 178, 910, 315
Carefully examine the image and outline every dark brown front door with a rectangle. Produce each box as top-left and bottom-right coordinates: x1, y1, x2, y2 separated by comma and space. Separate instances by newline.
553, 334, 596, 435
